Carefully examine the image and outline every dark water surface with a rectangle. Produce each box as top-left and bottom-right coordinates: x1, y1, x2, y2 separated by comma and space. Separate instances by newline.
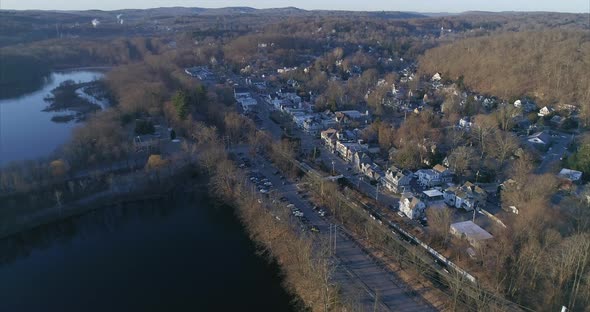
0, 71, 104, 166
0, 190, 296, 311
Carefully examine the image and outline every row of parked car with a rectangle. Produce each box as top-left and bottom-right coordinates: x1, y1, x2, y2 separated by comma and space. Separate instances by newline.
249, 171, 273, 194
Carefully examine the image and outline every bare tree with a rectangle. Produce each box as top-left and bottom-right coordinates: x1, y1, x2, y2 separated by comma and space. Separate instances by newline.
447, 145, 477, 179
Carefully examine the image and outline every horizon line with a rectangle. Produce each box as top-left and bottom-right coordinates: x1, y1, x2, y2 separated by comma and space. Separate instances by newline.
0, 5, 587, 14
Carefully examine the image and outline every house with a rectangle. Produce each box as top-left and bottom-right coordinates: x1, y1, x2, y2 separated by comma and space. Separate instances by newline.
416, 165, 453, 188
382, 166, 412, 193
237, 97, 257, 112
450, 221, 493, 248
550, 115, 564, 127
234, 87, 250, 99
431, 72, 442, 82
303, 118, 321, 135
321, 128, 338, 151
335, 110, 370, 125
527, 131, 551, 145
458, 117, 473, 130
399, 193, 426, 220
353, 152, 371, 171
538, 106, 554, 117
444, 182, 487, 211
416, 169, 440, 187
558, 168, 583, 184
433, 164, 453, 184
362, 163, 384, 182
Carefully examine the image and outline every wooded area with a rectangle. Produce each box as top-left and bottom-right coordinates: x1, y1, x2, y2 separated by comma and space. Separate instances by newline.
419, 30, 590, 108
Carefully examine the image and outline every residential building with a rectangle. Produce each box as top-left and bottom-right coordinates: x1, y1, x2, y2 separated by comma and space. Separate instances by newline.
416, 165, 452, 187
527, 131, 551, 145
334, 110, 371, 125
538, 106, 554, 117
399, 193, 426, 220
382, 166, 412, 193
444, 182, 487, 211
433, 164, 453, 184
558, 168, 583, 184
321, 129, 338, 151
234, 87, 250, 99
458, 117, 473, 130
361, 163, 384, 182
353, 152, 371, 171
450, 221, 493, 248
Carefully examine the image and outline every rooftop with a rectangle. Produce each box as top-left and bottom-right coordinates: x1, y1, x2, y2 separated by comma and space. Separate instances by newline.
423, 189, 444, 198
558, 168, 583, 181
451, 221, 493, 242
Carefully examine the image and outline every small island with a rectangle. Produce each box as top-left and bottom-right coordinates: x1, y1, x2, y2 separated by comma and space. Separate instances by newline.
43, 79, 109, 122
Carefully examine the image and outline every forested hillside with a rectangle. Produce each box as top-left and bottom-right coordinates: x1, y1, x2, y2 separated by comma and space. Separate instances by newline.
419, 30, 590, 107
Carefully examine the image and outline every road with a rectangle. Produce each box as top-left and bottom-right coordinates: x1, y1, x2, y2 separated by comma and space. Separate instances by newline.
234, 144, 434, 311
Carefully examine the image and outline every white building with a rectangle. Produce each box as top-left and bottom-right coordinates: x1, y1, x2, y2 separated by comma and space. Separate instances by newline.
450, 221, 493, 248
382, 166, 412, 193
399, 193, 426, 220
558, 168, 583, 183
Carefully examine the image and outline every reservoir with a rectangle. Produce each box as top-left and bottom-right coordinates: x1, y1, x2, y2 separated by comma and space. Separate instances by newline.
0, 71, 104, 166
0, 189, 296, 311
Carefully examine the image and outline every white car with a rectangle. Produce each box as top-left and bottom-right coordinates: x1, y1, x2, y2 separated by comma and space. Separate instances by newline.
397, 211, 405, 218
260, 189, 269, 194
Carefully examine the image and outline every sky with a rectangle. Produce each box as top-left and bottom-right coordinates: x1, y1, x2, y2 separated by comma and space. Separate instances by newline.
0, 0, 588, 13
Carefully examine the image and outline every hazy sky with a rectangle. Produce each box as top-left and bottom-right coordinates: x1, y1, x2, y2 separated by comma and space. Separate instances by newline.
1, 0, 588, 13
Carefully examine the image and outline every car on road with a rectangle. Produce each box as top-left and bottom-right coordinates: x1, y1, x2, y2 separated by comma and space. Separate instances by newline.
397, 211, 405, 218
310, 226, 320, 233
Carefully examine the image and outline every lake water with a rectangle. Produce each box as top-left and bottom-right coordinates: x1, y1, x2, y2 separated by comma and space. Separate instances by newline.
0, 71, 104, 166
0, 190, 297, 311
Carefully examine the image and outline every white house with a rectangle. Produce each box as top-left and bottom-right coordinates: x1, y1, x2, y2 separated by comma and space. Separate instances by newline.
538, 106, 554, 117
399, 193, 426, 220
431, 72, 442, 82
458, 117, 473, 130
416, 169, 439, 187
382, 166, 412, 193
416, 165, 453, 187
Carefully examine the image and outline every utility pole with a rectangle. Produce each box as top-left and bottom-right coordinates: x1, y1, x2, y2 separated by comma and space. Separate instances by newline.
328, 224, 332, 256
333, 224, 337, 253
331, 160, 335, 175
